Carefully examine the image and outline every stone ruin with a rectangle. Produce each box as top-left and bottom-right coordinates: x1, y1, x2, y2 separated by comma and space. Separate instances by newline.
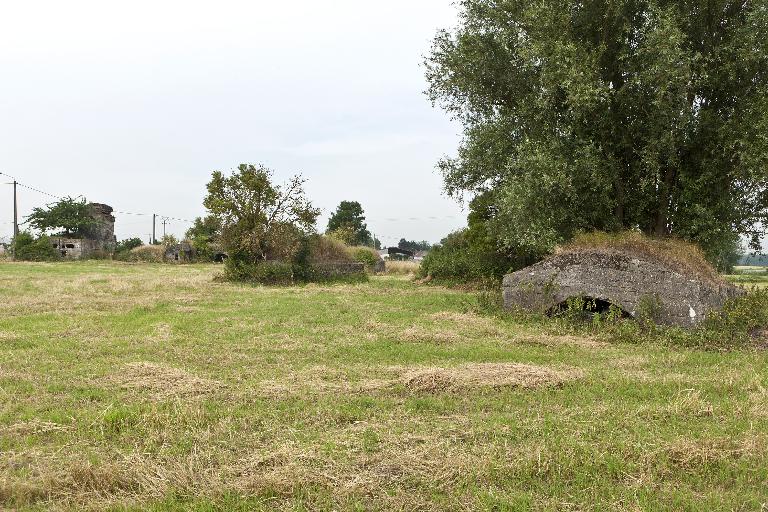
165, 242, 196, 263
52, 203, 116, 259
503, 247, 744, 327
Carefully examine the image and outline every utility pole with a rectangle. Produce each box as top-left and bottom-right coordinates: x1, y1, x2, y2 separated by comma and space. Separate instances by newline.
12, 180, 18, 239
162, 217, 169, 239
152, 214, 156, 244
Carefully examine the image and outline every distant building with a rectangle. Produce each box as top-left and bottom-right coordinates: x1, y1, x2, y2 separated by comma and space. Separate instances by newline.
52, 203, 116, 259
387, 247, 414, 261
414, 250, 429, 262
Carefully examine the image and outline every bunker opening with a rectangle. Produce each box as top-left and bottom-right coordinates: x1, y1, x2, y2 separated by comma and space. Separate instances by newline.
549, 296, 631, 319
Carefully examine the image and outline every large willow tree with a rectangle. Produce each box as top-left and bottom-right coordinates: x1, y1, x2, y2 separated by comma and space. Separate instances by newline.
426, 0, 768, 267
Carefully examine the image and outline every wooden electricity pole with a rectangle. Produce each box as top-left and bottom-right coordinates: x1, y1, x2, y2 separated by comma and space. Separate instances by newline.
12, 180, 18, 239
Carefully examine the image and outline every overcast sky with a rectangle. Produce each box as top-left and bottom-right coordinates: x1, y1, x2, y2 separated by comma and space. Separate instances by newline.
0, 0, 466, 244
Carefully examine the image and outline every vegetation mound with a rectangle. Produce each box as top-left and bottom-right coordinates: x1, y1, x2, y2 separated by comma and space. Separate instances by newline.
557, 231, 724, 284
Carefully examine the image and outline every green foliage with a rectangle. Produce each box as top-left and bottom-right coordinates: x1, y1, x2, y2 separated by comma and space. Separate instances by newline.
397, 239, 431, 252
11, 233, 60, 261
223, 260, 295, 285
221, 234, 367, 285
161, 234, 179, 247
115, 238, 144, 254
185, 215, 222, 261
426, 0, 768, 266
542, 288, 768, 351
702, 289, 768, 347
420, 192, 539, 281
204, 164, 320, 274
25, 197, 97, 237
350, 246, 381, 271
326, 201, 373, 246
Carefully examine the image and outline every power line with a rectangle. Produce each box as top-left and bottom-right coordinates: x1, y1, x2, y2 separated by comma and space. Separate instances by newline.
1, 172, 196, 228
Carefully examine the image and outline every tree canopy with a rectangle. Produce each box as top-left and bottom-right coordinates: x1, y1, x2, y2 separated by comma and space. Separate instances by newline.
426, 0, 768, 268
25, 197, 97, 237
326, 201, 373, 246
204, 164, 320, 262
397, 239, 432, 252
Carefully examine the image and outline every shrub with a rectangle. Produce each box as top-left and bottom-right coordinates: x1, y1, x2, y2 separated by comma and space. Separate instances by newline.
220, 235, 369, 286
349, 246, 382, 271
700, 288, 768, 347
224, 259, 294, 285
12, 233, 60, 261
115, 237, 144, 254
420, 229, 527, 282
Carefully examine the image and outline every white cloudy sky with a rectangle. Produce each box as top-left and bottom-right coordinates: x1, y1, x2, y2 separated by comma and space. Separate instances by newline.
0, 1, 466, 244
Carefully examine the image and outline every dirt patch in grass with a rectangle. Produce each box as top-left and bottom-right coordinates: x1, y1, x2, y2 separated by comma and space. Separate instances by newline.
108, 362, 221, 399
402, 363, 583, 393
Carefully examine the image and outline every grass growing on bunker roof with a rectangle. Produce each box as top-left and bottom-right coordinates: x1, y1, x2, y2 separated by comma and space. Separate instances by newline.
557, 231, 725, 284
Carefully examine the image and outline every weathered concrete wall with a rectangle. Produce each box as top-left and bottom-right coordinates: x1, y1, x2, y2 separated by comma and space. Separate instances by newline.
311, 262, 366, 280
52, 238, 104, 259
503, 250, 744, 327
164, 242, 196, 263
85, 203, 116, 244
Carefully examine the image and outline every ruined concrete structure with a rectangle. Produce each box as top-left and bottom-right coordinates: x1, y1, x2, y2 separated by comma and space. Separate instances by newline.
503, 249, 744, 327
54, 203, 116, 259
312, 262, 366, 279
165, 242, 196, 263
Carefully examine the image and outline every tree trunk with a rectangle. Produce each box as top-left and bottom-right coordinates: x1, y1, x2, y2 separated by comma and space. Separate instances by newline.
653, 167, 676, 236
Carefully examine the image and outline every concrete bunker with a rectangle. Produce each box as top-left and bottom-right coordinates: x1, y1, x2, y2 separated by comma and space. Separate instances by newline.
503, 244, 744, 327
52, 203, 116, 259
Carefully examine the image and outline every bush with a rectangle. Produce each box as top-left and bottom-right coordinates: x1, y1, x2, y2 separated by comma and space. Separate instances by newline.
349, 246, 382, 272
224, 259, 294, 285
115, 237, 144, 254
420, 229, 528, 282
12, 233, 60, 261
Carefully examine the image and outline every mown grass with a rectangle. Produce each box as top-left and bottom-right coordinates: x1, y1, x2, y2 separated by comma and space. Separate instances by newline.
1, 261, 767, 511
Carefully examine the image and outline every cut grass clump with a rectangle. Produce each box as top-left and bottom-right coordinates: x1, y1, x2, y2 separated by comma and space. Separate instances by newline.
108, 362, 222, 399
402, 363, 583, 393
558, 231, 723, 284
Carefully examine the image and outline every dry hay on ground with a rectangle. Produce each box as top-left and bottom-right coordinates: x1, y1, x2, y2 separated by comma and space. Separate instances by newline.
108, 362, 221, 399
662, 435, 766, 469
400, 326, 462, 344
402, 363, 583, 393
257, 363, 582, 397
517, 334, 609, 349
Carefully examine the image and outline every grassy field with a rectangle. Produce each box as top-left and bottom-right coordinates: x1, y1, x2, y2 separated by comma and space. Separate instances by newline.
1, 261, 767, 511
